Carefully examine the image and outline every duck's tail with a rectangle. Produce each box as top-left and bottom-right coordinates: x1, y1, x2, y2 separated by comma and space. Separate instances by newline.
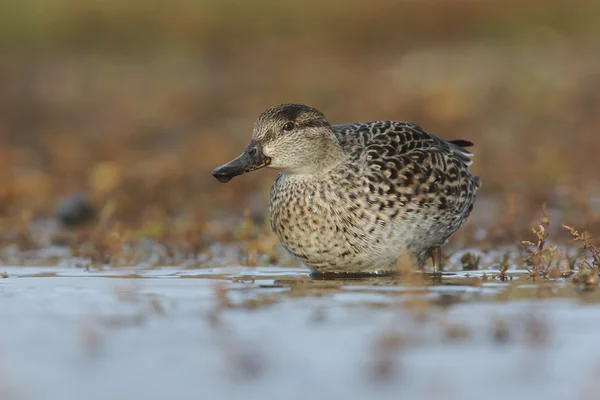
447, 139, 475, 166
448, 139, 474, 148
448, 139, 481, 188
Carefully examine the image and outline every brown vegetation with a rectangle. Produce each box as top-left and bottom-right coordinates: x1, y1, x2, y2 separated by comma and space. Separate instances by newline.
0, 0, 599, 267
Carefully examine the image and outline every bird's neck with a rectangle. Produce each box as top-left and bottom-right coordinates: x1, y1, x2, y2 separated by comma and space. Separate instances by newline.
288, 138, 345, 177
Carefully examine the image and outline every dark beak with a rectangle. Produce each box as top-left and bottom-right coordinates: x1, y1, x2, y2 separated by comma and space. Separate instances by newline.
212, 140, 271, 183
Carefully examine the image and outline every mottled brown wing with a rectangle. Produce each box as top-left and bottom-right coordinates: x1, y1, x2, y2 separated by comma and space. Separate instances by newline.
333, 121, 479, 216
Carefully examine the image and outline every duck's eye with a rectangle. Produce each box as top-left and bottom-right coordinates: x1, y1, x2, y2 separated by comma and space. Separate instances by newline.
282, 122, 295, 131
248, 147, 258, 156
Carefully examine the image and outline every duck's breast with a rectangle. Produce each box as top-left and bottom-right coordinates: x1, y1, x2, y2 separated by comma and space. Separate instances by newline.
268, 172, 402, 270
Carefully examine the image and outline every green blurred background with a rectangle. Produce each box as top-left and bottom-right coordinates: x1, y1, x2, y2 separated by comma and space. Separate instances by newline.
1, 0, 599, 254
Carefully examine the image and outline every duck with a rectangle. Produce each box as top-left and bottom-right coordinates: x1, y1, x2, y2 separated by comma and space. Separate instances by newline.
213, 103, 480, 275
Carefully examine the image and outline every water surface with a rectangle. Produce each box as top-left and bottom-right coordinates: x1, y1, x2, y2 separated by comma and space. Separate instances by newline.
0, 265, 598, 400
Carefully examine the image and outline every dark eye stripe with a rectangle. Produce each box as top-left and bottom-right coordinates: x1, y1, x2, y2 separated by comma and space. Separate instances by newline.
297, 120, 330, 129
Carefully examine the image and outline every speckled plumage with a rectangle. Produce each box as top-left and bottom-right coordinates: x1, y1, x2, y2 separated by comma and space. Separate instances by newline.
214, 104, 481, 274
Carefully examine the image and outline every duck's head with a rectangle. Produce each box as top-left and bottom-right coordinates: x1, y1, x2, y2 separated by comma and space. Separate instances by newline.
213, 103, 342, 183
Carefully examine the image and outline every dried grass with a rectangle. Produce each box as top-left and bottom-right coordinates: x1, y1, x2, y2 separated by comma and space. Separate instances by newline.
563, 225, 600, 271
521, 204, 562, 280
0, 1, 599, 267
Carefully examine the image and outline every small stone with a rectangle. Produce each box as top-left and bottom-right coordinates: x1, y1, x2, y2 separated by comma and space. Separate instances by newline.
55, 192, 96, 228
1, 271, 7, 278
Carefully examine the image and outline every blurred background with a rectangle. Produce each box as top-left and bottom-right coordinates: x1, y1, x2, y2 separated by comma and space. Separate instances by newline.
1, 0, 599, 263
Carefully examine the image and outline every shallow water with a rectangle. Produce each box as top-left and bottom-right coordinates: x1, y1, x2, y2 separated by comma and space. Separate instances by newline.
1, 265, 599, 400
